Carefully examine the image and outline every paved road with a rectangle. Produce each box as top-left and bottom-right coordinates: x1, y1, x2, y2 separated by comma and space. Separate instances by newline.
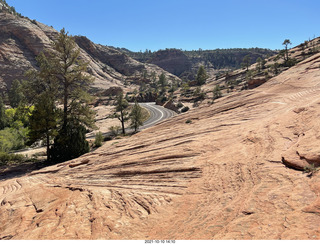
139, 102, 176, 130
15, 103, 176, 154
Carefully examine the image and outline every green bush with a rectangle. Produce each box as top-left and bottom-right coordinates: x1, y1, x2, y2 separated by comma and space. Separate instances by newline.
181, 106, 190, 113
177, 102, 184, 108
50, 121, 89, 163
94, 131, 103, 147
0, 126, 28, 152
0, 152, 25, 166
284, 58, 297, 67
104, 135, 113, 141
109, 125, 121, 137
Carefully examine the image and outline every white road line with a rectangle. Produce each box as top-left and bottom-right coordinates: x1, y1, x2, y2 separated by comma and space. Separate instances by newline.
150, 105, 164, 124
138, 102, 177, 130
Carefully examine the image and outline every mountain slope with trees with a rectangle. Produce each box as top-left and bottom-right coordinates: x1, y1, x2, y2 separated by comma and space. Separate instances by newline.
123, 47, 277, 80
0, 8, 179, 100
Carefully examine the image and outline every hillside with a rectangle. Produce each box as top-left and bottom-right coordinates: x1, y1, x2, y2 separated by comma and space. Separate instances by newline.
0, 12, 179, 98
1, 46, 320, 240
124, 48, 277, 80
166, 37, 320, 113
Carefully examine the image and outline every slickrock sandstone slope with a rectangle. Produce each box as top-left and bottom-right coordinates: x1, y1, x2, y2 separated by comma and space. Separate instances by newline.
1, 53, 320, 240
0, 13, 178, 93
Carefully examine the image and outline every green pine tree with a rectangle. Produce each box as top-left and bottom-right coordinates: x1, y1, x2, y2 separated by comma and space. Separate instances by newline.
282, 39, 292, 62
25, 28, 96, 162
49, 28, 95, 129
50, 120, 89, 163
28, 93, 58, 161
158, 73, 167, 88
196, 66, 208, 85
115, 93, 129, 134
0, 97, 7, 130
256, 57, 263, 72
241, 55, 251, 71
129, 101, 143, 132
8, 79, 24, 108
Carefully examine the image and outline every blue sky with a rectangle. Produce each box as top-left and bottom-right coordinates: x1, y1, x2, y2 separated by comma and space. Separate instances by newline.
6, 0, 320, 51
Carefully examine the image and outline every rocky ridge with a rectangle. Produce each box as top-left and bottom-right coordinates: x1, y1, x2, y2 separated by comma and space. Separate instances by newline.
0, 13, 179, 95
126, 48, 277, 81
1, 44, 320, 240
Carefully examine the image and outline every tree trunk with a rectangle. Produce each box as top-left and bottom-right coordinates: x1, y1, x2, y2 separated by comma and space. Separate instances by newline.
120, 109, 125, 134
46, 133, 50, 162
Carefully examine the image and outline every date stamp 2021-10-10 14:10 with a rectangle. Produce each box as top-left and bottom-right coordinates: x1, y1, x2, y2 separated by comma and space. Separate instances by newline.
145, 240, 176, 244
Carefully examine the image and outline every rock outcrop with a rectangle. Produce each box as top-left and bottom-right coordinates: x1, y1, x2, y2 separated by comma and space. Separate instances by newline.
148, 49, 192, 76
1, 43, 320, 240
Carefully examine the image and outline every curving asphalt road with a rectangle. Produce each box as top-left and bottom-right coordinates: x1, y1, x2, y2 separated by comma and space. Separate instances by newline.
87, 102, 176, 138
139, 102, 176, 130
14, 103, 176, 154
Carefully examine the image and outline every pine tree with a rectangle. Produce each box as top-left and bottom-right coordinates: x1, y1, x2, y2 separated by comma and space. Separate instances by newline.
49, 28, 95, 129
282, 39, 292, 62
8, 79, 24, 108
129, 101, 143, 132
241, 55, 251, 71
158, 73, 167, 88
115, 93, 129, 134
0, 97, 7, 130
25, 28, 95, 162
28, 93, 58, 161
196, 66, 208, 85
50, 120, 89, 163
256, 57, 263, 72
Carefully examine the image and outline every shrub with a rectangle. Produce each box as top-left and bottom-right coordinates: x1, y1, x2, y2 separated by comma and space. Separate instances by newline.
177, 102, 184, 108
104, 135, 113, 141
213, 85, 222, 100
304, 164, 319, 177
0, 152, 25, 166
50, 121, 89, 163
94, 131, 103, 147
284, 58, 297, 67
0, 126, 27, 152
109, 125, 121, 137
181, 106, 190, 113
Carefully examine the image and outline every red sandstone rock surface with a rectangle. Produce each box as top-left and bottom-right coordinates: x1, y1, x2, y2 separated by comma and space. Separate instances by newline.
1, 53, 320, 240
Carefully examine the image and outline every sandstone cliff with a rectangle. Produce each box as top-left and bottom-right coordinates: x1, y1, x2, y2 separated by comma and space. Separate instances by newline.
1, 44, 320, 240
147, 49, 192, 77
0, 13, 179, 95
